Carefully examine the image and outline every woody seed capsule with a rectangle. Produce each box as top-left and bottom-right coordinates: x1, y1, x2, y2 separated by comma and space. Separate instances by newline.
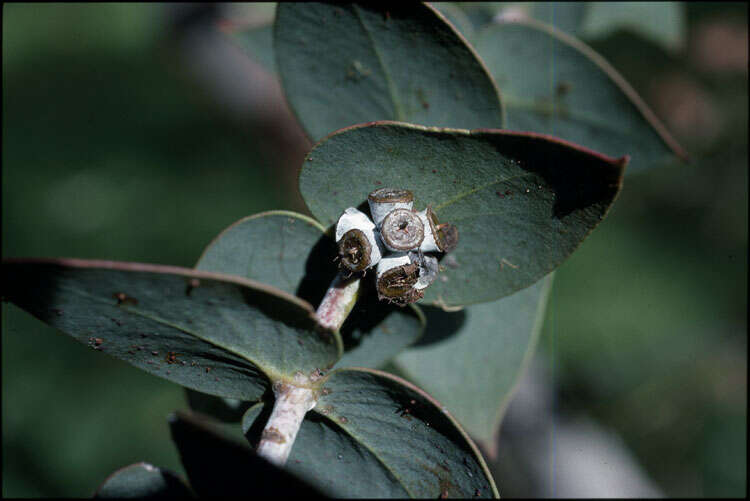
367, 188, 414, 226
416, 207, 459, 253
376, 254, 423, 306
335, 208, 384, 272
411, 252, 439, 290
380, 208, 424, 252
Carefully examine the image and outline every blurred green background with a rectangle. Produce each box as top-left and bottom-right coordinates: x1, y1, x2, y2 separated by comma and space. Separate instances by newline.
2, 3, 746, 497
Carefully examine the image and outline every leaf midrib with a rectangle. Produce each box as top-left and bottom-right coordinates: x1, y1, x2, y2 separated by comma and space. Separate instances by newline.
352, 5, 406, 121
433, 172, 536, 212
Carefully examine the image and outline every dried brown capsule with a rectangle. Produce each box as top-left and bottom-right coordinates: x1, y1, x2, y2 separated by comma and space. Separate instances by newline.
337, 228, 372, 272
436, 223, 459, 253
417, 207, 459, 253
376, 254, 423, 306
367, 188, 414, 226
380, 208, 424, 252
335, 207, 384, 271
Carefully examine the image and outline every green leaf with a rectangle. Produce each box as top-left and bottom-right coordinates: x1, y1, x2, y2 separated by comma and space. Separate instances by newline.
94, 462, 194, 499
299, 121, 625, 307
474, 17, 686, 174
169, 411, 326, 497
196, 211, 335, 302
195, 211, 424, 368
243, 368, 498, 498
580, 2, 686, 51
336, 288, 425, 369
274, 2, 503, 143
394, 274, 553, 450
1, 258, 341, 400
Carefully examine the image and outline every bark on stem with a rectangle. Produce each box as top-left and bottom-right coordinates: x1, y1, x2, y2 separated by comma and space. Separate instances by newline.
256, 273, 360, 466
256, 373, 317, 467
315, 272, 361, 331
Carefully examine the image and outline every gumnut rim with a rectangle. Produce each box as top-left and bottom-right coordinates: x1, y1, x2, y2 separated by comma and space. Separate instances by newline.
380, 208, 425, 252
331, 187, 459, 306
337, 228, 372, 272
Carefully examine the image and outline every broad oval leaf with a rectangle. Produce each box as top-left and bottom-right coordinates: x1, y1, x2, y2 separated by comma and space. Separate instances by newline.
169, 411, 325, 497
274, 2, 504, 142
243, 368, 498, 498
474, 17, 686, 174
195, 211, 424, 369
394, 274, 553, 451
94, 462, 195, 499
196, 211, 334, 302
1, 258, 341, 400
299, 121, 625, 307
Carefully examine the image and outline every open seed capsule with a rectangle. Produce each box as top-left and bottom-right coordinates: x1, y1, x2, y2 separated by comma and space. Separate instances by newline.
376, 254, 423, 306
379, 208, 424, 252
367, 188, 414, 226
416, 207, 459, 253
335, 207, 384, 272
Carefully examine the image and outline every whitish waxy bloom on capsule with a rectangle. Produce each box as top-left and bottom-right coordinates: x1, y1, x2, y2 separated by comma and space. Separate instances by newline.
334, 188, 458, 306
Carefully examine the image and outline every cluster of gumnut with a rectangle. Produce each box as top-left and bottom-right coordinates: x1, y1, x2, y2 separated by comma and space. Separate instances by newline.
334, 188, 458, 306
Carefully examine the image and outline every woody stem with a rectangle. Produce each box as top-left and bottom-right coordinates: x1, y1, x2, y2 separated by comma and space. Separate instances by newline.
256, 273, 361, 466
255, 374, 317, 467
315, 272, 361, 331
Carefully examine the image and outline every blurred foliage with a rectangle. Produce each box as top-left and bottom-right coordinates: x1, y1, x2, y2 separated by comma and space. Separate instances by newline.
536, 2, 747, 497
2, 2, 747, 498
2, 3, 293, 497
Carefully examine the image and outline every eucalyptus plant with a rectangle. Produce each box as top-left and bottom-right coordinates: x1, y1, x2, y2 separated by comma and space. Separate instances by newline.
2, 2, 685, 498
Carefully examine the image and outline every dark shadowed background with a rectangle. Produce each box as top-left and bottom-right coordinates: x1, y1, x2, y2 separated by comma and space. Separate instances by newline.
2, 3, 746, 497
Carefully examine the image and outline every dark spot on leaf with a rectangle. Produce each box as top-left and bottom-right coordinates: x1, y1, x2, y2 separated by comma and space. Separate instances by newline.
555, 81, 572, 97
113, 292, 138, 305
495, 191, 505, 198
375, 181, 382, 185
140, 333, 147, 338
432, 169, 437, 173
110, 318, 122, 326
165, 352, 181, 364
152, 351, 159, 356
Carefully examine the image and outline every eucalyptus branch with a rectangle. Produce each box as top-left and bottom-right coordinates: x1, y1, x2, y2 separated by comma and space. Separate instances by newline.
255, 373, 318, 467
